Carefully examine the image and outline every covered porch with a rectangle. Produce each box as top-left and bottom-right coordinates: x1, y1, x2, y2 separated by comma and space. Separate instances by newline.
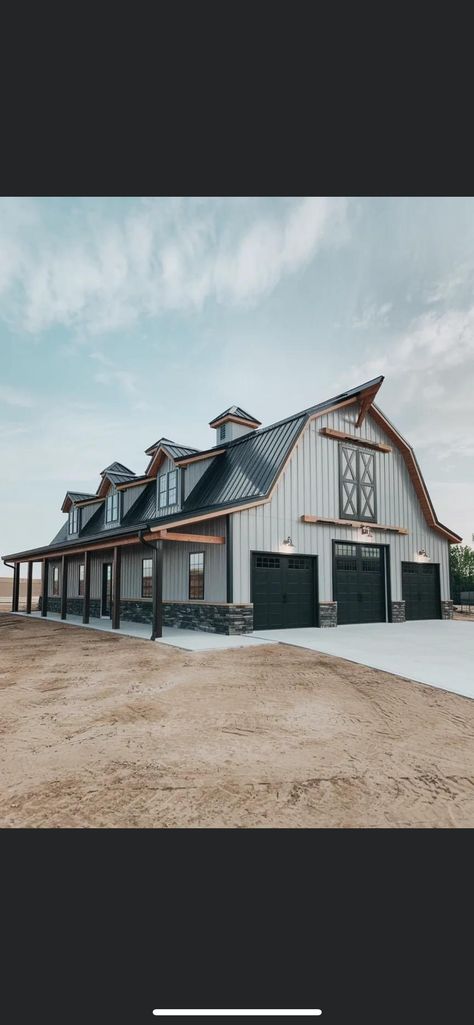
8, 520, 253, 639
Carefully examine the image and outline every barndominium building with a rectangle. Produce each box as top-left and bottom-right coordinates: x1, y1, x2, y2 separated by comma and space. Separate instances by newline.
4, 377, 461, 639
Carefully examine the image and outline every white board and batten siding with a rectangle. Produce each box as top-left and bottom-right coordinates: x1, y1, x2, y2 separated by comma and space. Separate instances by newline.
231, 403, 451, 605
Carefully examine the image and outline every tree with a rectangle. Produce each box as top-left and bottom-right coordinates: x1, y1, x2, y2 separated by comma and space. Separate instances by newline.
450, 544, 474, 596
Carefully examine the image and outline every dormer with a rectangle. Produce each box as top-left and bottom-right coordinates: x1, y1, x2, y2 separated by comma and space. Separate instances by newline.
96, 462, 136, 528
209, 406, 261, 445
61, 491, 96, 536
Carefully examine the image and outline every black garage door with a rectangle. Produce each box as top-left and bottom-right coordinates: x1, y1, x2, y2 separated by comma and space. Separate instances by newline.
333, 542, 386, 625
251, 552, 318, 630
402, 562, 441, 620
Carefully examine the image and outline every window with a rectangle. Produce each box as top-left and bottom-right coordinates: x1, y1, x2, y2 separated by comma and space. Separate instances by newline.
142, 558, 153, 598
68, 506, 79, 534
256, 555, 280, 568
219, 424, 227, 441
79, 563, 84, 596
189, 552, 204, 599
340, 446, 376, 522
52, 566, 59, 596
168, 470, 177, 506
158, 470, 179, 508
105, 488, 119, 523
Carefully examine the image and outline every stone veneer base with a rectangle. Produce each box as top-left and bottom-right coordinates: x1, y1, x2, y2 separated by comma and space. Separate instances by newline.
441, 600, 454, 620
39, 597, 253, 634
391, 601, 406, 623
319, 602, 337, 627
120, 600, 254, 635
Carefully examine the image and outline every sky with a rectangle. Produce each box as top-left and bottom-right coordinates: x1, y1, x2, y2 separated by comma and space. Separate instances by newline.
1, 196, 473, 576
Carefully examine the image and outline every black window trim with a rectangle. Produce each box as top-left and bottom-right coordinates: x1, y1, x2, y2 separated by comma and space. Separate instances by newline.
68, 505, 80, 535
339, 443, 377, 523
158, 468, 179, 509
141, 556, 153, 598
105, 488, 120, 524
188, 551, 205, 600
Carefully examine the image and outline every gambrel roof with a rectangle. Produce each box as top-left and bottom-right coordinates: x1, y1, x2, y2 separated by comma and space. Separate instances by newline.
3, 375, 462, 563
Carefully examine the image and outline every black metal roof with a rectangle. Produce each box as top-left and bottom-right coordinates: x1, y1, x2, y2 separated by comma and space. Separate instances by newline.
65, 490, 96, 502
144, 437, 199, 457
6, 377, 410, 561
101, 461, 135, 476
209, 405, 261, 426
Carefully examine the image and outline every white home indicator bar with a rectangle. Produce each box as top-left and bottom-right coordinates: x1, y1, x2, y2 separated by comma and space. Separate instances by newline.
153, 1012, 322, 1017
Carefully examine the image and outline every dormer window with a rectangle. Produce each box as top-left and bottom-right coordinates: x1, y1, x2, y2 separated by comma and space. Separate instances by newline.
68, 506, 79, 534
105, 488, 119, 523
158, 469, 178, 509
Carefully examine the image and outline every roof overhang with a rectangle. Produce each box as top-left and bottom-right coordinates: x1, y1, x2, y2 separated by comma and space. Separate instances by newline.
175, 449, 225, 466
209, 414, 261, 429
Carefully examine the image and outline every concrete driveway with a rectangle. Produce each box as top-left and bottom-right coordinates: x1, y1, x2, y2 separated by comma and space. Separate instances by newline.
252, 620, 474, 699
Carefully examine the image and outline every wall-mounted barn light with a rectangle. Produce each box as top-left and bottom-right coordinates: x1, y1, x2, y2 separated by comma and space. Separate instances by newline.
415, 548, 430, 562
279, 536, 296, 553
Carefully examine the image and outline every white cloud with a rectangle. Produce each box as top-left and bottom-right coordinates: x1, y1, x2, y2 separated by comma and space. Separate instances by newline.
352, 301, 392, 330
0, 196, 348, 336
0, 385, 35, 407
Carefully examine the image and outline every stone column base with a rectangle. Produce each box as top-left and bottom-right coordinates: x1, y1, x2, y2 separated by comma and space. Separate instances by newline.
391, 601, 406, 623
319, 602, 337, 627
441, 600, 454, 620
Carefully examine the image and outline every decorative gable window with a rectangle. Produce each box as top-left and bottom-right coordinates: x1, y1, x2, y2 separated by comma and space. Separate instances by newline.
158, 469, 178, 509
105, 488, 119, 523
339, 445, 376, 522
68, 506, 79, 534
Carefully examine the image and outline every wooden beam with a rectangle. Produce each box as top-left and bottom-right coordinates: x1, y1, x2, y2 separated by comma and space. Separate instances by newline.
26, 561, 33, 614
111, 546, 121, 630
156, 530, 225, 544
41, 558, 49, 617
151, 540, 163, 640
301, 514, 409, 535
60, 555, 68, 620
115, 477, 153, 491
175, 449, 225, 466
82, 551, 91, 624
74, 497, 105, 507
319, 427, 391, 453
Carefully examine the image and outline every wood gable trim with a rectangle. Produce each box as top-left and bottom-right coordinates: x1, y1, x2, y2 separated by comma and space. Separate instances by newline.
209, 414, 261, 430
175, 449, 225, 466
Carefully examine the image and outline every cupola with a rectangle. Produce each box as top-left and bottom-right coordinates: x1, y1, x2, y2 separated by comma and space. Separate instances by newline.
209, 406, 261, 445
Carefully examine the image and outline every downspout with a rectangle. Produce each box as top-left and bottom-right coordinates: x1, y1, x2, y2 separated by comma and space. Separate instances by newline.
138, 527, 163, 641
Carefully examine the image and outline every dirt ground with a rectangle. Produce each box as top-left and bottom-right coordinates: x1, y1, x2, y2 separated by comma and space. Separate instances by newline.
1, 612, 474, 828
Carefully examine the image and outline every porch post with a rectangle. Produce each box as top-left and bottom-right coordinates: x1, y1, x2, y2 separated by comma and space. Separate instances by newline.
83, 550, 91, 624
111, 545, 121, 630
26, 561, 33, 614
12, 563, 20, 612
151, 540, 163, 640
41, 558, 49, 616
60, 554, 68, 620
